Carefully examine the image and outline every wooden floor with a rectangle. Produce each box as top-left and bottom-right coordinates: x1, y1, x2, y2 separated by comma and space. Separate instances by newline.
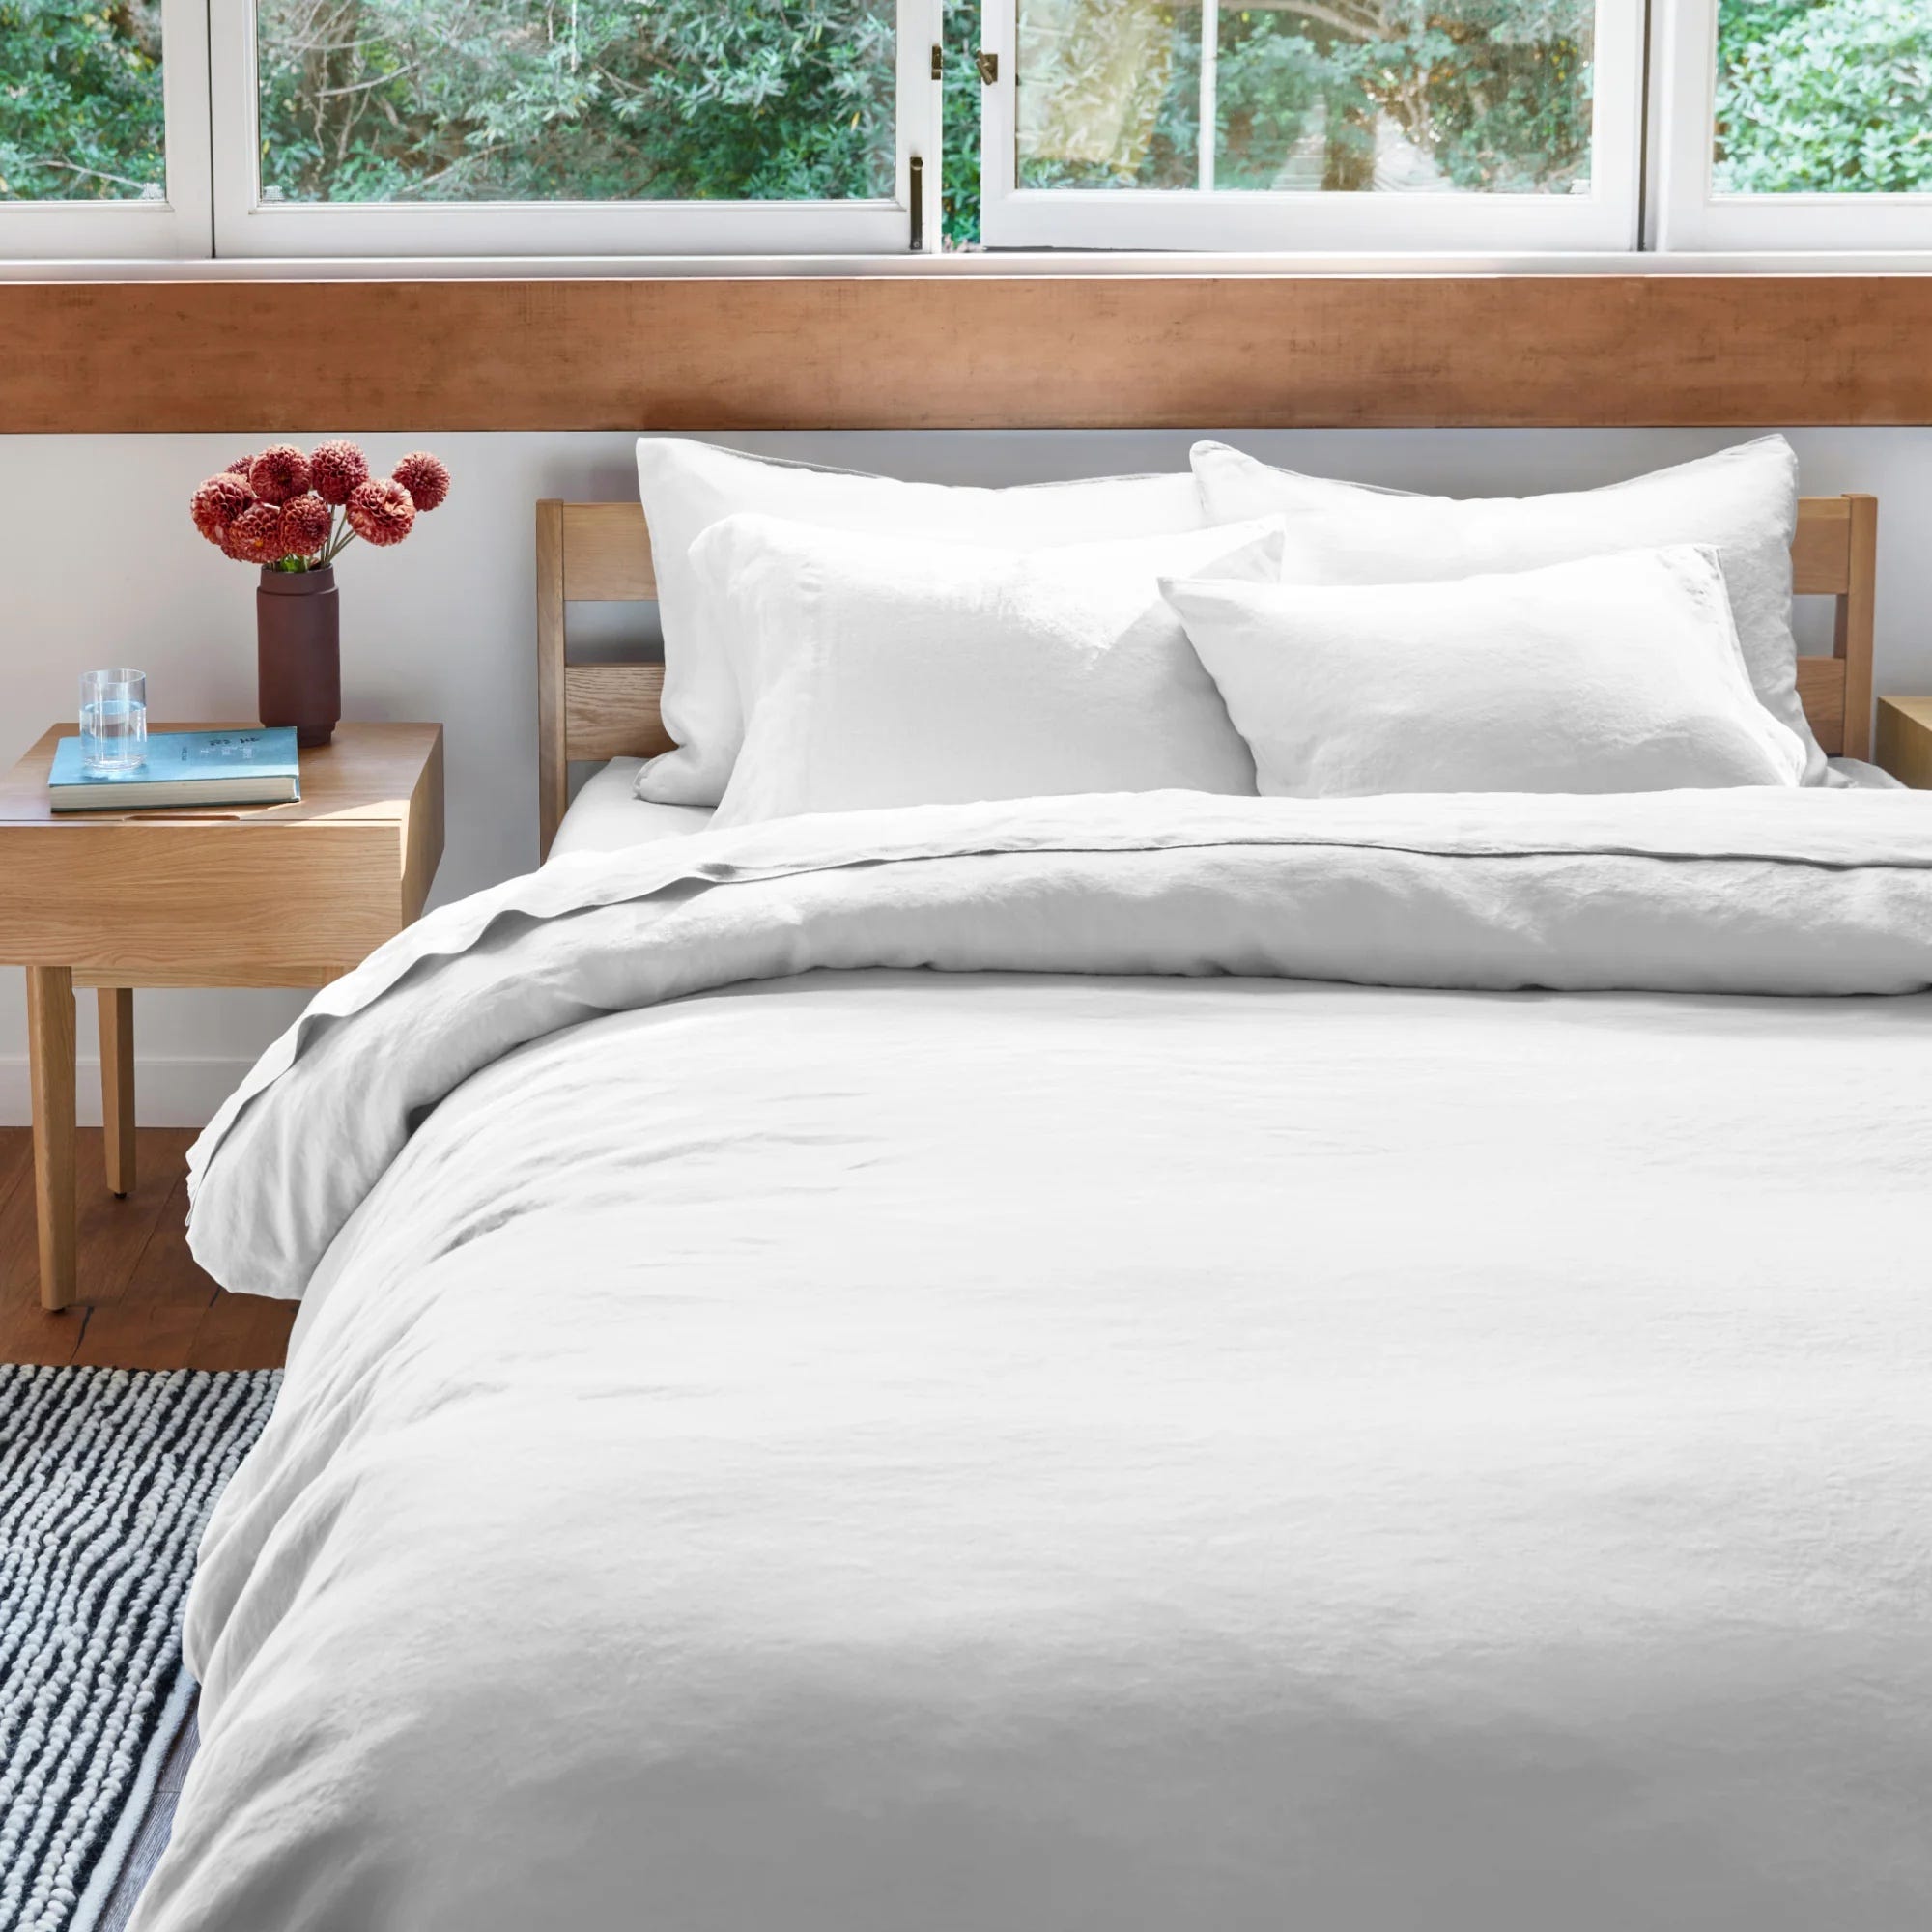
99, 1702, 200, 1932
0, 1126, 295, 1369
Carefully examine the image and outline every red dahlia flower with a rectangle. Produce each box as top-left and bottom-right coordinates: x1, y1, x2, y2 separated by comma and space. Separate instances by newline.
248, 444, 311, 506
222, 501, 288, 563
345, 477, 415, 547
392, 451, 450, 513
191, 473, 254, 546
278, 493, 333, 557
309, 440, 370, 506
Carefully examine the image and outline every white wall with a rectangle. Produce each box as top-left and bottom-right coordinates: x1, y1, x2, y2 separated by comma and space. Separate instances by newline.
4, 425, 1930, 1124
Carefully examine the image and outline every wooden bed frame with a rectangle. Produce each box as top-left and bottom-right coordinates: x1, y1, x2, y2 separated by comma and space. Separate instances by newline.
535, 492, 1878, 859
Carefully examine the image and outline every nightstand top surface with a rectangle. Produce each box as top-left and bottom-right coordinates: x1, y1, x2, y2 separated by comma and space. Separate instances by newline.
0, 721, 440, 830
1878, 695, 1932, 726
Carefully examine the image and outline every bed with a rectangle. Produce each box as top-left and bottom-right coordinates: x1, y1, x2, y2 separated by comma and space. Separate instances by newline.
545, 758, 714, 861
128, 475, 1932, 1932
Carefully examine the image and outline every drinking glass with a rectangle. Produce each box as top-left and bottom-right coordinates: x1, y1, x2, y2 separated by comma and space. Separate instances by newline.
79, 669, 148, 773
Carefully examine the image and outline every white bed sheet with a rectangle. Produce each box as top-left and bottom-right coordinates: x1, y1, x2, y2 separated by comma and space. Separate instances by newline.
1832, 754, 1905, 789
548, 757, 714, 860
140, 791, 1932, 1932
548, 758, 1898, 869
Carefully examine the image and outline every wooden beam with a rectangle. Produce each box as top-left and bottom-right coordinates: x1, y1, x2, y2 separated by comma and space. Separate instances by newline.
7, 275, 1932, 433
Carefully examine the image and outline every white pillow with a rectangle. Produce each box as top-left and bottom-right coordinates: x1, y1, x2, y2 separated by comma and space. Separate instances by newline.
634, 439, 1208, 806
698, 513, 1288, 829
1189, 436, 1825, 783
1161, 546, 1807, 798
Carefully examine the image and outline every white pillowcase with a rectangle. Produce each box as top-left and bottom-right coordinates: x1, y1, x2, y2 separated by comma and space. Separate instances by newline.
633, 439, 1208, 806
697, 513, 1288, 829
1190, 435, 1825, 783
1161, 545, 1808, 798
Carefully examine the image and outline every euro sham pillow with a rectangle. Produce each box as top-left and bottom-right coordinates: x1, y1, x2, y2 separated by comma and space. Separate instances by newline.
1161, 545, 1808, 798
698, 513, 1288, 829
1189, 435, 1825, 783
633, 439, 1209, 806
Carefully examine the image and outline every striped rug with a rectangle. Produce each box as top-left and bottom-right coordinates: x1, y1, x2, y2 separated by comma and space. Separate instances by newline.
0, 1365, 278, 1932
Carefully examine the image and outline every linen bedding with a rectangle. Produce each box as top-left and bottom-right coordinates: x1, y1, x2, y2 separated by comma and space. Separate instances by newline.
545, 756, 716, 861
139, 791, 1932, 1932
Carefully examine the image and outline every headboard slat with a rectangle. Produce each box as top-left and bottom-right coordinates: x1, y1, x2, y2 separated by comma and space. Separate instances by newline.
1791, 498, 1852, 596
565, 665, 673, 763
1794, 657, 1847, 753
564, 503, 658, 601
1833, 494, 1879, 765
536, 493, 1879, 857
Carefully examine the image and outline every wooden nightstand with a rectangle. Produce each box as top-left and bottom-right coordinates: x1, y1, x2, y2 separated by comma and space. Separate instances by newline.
0, 722, 442, 1310
1876, 697, 1932, 788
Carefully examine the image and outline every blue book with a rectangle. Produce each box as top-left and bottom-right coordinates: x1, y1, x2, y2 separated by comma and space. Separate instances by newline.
48, 727, 301, 810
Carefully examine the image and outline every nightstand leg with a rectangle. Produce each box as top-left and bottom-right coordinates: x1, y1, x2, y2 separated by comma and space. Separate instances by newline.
99, 988, 135, 1198
25, 966, 77, 1313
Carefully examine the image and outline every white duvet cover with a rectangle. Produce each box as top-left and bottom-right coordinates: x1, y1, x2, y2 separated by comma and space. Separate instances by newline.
141, 792, 1932, 1932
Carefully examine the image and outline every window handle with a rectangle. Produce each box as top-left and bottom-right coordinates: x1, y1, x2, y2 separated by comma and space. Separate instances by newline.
975, 51, 999, 86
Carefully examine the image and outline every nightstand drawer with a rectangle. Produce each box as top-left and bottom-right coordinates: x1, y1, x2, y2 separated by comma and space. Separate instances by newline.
0, 820, 410, 985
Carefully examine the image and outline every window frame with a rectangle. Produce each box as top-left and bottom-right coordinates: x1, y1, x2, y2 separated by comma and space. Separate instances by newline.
8, 0, 1932, 270
208, 0, 942, 259
1653, 0, 1932, 252
976, 0, 1646, 253
0, 0, 212, 261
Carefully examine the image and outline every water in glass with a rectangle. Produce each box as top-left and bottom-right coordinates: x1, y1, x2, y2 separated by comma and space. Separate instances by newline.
79, 668, 148, 773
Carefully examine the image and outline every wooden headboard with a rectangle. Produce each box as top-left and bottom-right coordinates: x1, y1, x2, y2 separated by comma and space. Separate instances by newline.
535, 492, 1879, 858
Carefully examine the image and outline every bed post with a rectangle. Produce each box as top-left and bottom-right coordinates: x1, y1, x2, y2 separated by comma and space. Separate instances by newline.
537, 498, 567, 860
1836, 494, 1878, 764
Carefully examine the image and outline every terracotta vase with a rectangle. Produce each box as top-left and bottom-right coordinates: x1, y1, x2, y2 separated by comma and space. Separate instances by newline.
257, 566, 341, 748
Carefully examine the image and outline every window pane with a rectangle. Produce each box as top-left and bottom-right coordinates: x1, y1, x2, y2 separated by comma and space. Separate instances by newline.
1015, 0, 1595, 195
1715, 0, 1932, 195
254, 0, 897, 204
0, 0, 166, 200
942, 0, 980, 242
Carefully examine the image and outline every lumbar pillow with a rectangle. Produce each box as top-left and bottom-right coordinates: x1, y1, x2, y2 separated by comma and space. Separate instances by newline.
1189, 436, 1823, 782
696, 513, 1288, 828
1161, 545, 1807, 798
634, 439, 1209, 806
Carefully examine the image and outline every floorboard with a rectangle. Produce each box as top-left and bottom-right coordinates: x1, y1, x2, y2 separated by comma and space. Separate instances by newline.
0, 1127, 293, 1370
97, 1701, 200, 1932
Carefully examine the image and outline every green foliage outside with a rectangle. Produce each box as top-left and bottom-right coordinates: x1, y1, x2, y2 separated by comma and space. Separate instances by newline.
254, 0, 894, 203
1017, 1, 1592, 196
941, 0, 980, 243
1715, 0, 1932, 193
0, 1, 165, 199
4, 0, 1930, 234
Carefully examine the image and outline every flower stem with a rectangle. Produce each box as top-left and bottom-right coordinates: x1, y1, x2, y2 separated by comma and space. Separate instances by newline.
320, 505, 358, 568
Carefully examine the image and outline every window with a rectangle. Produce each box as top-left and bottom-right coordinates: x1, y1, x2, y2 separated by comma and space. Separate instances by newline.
0, 0, 210, 257
212, 0, 939, 254
6, 0, 1932, 260
976, 0, 1645, 249
1656, 0, 1932, 248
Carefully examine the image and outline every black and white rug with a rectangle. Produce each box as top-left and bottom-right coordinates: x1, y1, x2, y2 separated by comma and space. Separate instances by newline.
0, 1365, 278, 1932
